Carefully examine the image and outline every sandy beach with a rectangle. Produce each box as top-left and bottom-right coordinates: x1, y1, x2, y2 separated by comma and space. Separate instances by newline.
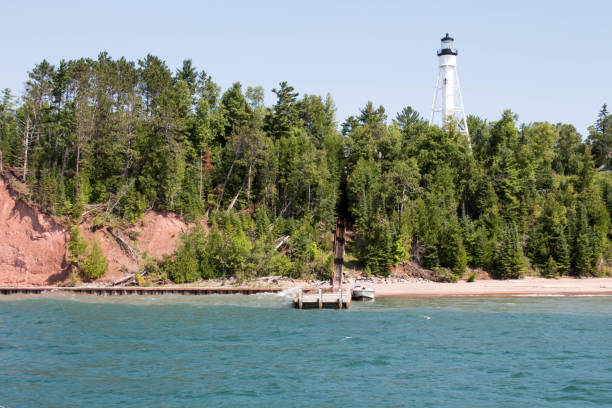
369, 277, 612, 297
2, 277, 612, 298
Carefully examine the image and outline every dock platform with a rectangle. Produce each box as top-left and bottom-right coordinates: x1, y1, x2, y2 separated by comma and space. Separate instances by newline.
294, 288, 351, 310
0, 286, 283, 296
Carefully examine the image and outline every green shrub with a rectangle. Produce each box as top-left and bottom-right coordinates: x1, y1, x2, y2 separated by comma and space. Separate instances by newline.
313, 253, 333, 281
265, 253, 295, 278
431, 267, 458, 283
167, 249, 200, 283
167, 226, 206, 283
81, 240, 109, 280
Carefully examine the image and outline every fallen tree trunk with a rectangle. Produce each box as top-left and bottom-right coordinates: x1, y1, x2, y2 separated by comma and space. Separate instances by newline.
107, 227, 139, 261
275, 235, 290, 250
112, 273, 135, 286
226, 185, 244, 214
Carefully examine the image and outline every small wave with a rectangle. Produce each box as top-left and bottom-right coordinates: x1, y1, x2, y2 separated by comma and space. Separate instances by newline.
276, 287, 300, 298
567, 294, 612, 297
514, 294, 612, 297
514, 294, 566, 297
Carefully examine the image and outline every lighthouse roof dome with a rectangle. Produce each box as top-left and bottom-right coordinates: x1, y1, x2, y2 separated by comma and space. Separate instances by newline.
441, 33, 454, 42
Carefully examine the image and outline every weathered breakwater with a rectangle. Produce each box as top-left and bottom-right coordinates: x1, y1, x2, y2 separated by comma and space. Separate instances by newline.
0, 286, 284, 296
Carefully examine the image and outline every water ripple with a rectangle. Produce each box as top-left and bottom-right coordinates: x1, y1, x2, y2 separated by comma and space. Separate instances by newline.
0, 296, 610, 407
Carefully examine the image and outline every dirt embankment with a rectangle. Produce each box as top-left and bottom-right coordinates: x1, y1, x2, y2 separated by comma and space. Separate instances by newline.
0, 175, 189, 286
0, 175, 68, 285
80, 211, 188, 282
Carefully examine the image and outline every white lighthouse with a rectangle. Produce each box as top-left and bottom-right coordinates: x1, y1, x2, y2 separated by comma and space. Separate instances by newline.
430, 33, 470, 146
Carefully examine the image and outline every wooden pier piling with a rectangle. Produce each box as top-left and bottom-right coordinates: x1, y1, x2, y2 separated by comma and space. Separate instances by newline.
294, 288, 351, 310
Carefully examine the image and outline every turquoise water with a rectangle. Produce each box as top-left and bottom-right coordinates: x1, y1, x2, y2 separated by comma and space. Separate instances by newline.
1, 294, 611, 407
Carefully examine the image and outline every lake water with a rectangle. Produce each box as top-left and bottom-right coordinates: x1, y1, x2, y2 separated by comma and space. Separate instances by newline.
1, 293, 611, 407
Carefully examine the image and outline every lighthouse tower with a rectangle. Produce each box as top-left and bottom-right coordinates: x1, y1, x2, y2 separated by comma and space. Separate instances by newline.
430, 33, 470, 146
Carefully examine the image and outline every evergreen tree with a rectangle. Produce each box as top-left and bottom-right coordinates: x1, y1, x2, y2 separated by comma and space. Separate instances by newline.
596, 104, 609, 135
394, 106, 427, 145
553, 124, 583, 175
494, 224, 524, 279
471, 224, 494, 270
572, 205, 592, 275
264, 81, 299, 139
555, 226, 571, 275
588, 103, 612, 167
176, 59, 198, 96
68, 226, 87, 262
439, 218, 467, 275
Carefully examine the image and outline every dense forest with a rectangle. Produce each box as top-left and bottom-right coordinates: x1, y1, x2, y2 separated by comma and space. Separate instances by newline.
1, 53, 611, 282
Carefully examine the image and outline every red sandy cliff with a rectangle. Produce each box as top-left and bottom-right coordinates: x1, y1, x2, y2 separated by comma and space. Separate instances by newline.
0, 176, 188, 286
0, 176, 68, 285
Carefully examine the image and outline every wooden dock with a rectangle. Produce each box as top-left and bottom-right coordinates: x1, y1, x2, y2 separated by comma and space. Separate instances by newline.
293, 288, 351, 310
0, 286, 283, 296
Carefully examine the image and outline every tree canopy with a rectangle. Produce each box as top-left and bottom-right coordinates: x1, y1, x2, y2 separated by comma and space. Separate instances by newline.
1, 53, 611, 281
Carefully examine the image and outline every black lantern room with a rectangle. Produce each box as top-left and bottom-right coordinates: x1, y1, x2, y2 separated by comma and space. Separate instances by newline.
437, 33, 458, 56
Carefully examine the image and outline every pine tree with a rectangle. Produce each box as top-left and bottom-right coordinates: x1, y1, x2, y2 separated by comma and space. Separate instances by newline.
495, 224, 524, 279
588, 104, 612, 167
577, 145, 596, 192
596, 104, 609, 135
67, 226, 87, 263
471, 225, 493, 270
362, 215, 394, 276
572, 205, 592, 275
555, 228, 571, 276
439, 217, 467, 275
544, 256, 558, 277
288, 224, 312, 264
264, 81, 300, 139
527, 195, 570, 275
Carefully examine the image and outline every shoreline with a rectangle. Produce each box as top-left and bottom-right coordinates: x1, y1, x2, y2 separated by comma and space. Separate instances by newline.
371, 277, 612, 297
377, 292, 612, 297
1, 277, 612, 298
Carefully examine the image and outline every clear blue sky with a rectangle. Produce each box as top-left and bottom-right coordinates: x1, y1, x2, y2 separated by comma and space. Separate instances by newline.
1, 0, 610, 135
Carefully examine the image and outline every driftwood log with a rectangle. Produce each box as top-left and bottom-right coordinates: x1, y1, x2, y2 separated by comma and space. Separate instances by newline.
112, 273, 135, 286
